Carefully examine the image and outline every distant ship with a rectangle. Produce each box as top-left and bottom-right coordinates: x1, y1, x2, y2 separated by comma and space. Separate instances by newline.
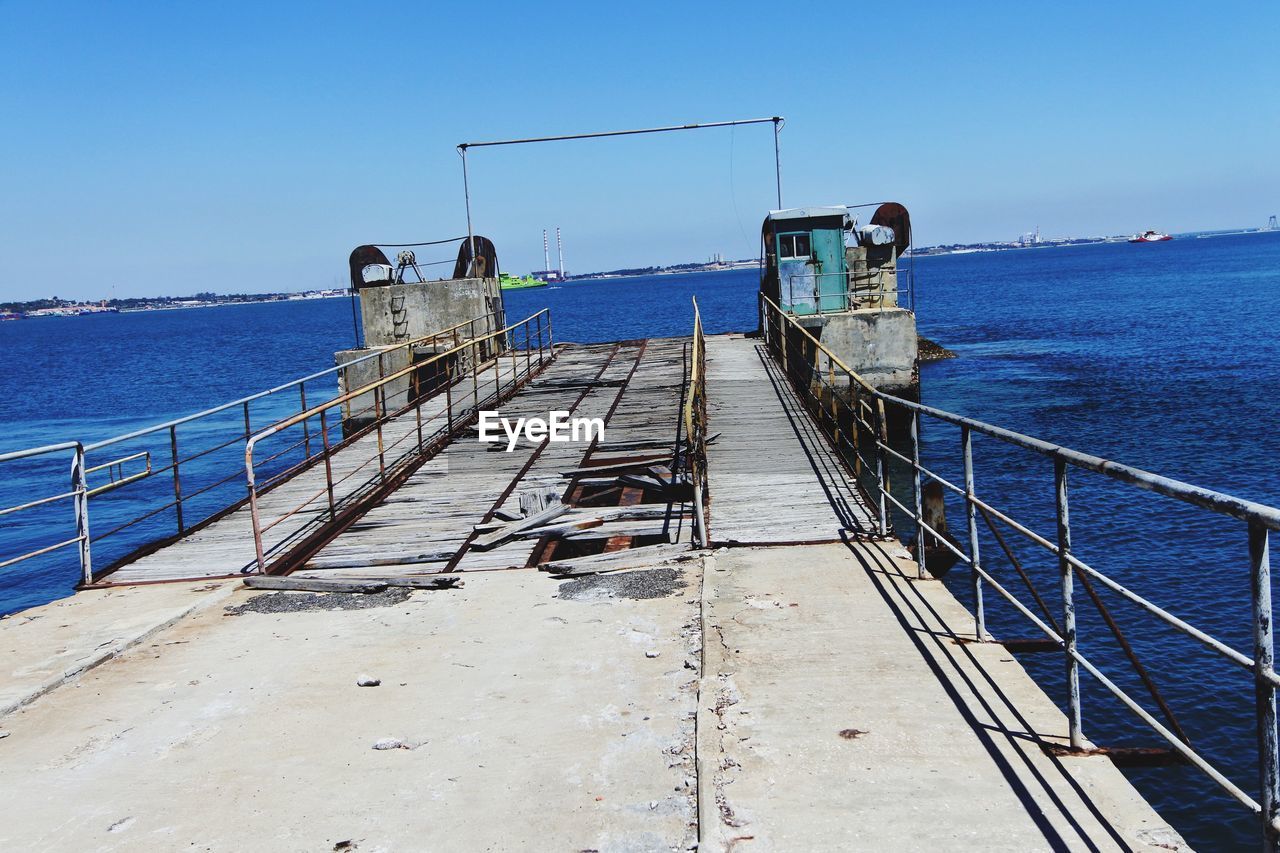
1129, 230, 1173, 243
499, 272, 547, 290
0, 311, 22, 321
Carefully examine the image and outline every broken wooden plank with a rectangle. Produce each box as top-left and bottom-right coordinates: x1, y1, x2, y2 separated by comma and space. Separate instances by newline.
562, 524, 673, 542
472, 502, 568, 551
328, 575, 463, 590
560, 459, 672, 478
538, 542, 693, 573
617, 474, 668, 491
303, 549, 456, 570
518, 486, 561, 518
516, 517, 606, 539
493, 508, 525, 523
593, 438, 676, 451
243, 576, 389, 594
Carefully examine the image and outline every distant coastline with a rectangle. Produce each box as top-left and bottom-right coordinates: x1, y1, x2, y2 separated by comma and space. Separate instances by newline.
5, 227, 1276, 319
909, 226, 1277, 257
0, 289, 348, 320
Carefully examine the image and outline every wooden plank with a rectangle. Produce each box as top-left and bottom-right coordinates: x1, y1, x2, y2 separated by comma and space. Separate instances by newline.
538, 543, 692, 573
471, 502, 568, 551
243, 576, 391, 593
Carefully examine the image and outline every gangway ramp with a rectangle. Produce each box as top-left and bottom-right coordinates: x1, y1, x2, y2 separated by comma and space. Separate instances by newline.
704, 334, 877, 545
98, 353, 536, 585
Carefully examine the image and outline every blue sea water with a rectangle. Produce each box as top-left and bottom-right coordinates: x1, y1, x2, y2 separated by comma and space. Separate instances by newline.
2, 232, 1278, 848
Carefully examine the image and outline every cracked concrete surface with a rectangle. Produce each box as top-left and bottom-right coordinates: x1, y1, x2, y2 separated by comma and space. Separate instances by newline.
0, 545, 1190, 851
0, 568, 702, 852
696, 543, 1188, 852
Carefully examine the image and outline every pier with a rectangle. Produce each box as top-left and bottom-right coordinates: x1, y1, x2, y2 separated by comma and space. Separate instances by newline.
0, 309, 1207, 850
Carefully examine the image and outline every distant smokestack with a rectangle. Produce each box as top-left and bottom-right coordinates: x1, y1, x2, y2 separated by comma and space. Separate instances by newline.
556, 227, 564, 277
543, 229, 550, 273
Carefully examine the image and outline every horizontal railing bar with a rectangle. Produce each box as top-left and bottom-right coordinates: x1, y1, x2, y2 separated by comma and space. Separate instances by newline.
1067, 548, 1259, 675
84, 451, 149, 477
0, 441, 81, 464
85, 468, 151, 498
0, 489, 79, 517
0, 534, 83, 570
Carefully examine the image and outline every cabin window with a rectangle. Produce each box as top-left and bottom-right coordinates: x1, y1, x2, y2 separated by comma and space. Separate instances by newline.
778, 233, 810, 259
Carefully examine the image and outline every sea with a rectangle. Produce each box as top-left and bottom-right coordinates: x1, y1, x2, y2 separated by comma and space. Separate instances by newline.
2, 231, 1279, 849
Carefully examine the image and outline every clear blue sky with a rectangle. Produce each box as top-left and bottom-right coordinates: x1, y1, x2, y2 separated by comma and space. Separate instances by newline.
2, 1, 1277, 301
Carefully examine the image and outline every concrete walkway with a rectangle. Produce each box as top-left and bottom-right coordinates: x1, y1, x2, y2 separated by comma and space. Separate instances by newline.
0, 581, 234, 718
698, 542, 1185, 851
0, 564, 703, 851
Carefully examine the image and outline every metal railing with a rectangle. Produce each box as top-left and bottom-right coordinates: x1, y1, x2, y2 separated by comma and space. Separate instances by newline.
759, 292, 1280, 849
244, 309, 552, 573
0, 313, 505, 586
680, 298, 708, 546
0, 442, 90, 584
784, 270, 911, 316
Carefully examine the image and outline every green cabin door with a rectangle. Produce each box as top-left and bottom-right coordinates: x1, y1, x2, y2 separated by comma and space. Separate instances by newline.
777, 228, 847, 315
777, 231, 814, 315
811, 228, 847, 313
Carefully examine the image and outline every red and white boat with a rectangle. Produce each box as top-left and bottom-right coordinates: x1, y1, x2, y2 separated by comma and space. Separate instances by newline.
1128, 229, 1173, 243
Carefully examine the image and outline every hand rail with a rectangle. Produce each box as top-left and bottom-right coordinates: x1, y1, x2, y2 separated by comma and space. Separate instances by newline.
0, 312, 507, 590
243, 309, 552, 573
759, 291, 1280, 848
681, 298, 708, 545
0, 442, 91, 584
784, 270, 909, 315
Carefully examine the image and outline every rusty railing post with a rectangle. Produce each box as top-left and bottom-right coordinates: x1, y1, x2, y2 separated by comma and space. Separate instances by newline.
1055, 457, 1083, 750
910, 409, 926, 579
71, 444, 92, 585
445, 356, 455, 434
510, 328, 519, 393
874, 398, 889, 537
851, 384, 862, 478
412, 360, 424, 450
1250, 522, 1280, 852
169, 425, 184, 535
319, 408, 336, 518
962, 424, 984, 641
247, 478, 266, 573
299, 384, 312, 459
374, 383, 386, 479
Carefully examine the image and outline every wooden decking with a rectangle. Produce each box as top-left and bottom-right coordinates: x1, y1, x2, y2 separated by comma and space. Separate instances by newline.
102, 333, 879, 584
704, 335, 876, 545
292, 339, 690, 577
101, 355, 534, 584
